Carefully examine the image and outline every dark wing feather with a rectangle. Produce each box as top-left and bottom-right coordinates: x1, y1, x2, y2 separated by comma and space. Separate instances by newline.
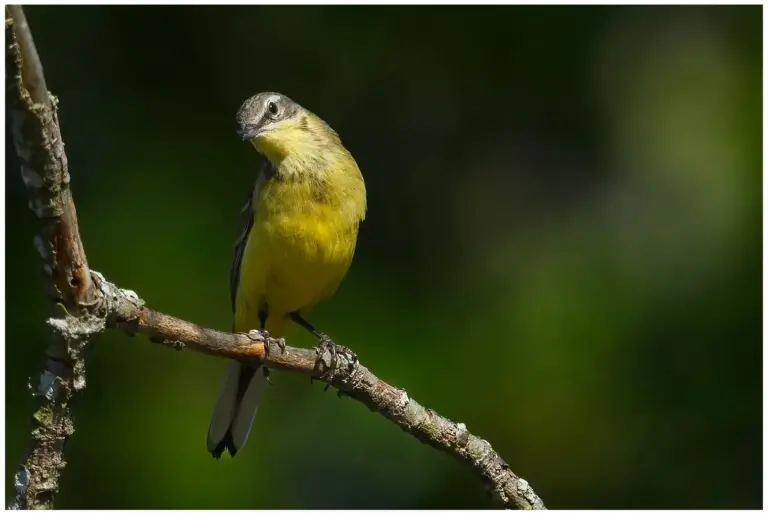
229, 163, 269, 313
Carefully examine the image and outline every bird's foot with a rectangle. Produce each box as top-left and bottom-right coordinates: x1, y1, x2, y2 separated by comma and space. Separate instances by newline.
314, 333, 358, 390
246, 329, 286, 360
246, 329, 284, 386
246, 328, 269, 343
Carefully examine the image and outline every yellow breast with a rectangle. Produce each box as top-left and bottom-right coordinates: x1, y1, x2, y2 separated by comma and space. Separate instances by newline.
234, 170, 363, 337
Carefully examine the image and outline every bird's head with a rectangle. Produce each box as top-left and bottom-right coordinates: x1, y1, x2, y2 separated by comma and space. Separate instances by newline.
236, 92, 338, 165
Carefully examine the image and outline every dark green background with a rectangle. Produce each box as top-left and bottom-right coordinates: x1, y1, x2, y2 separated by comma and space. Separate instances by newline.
6, 5, 762, 509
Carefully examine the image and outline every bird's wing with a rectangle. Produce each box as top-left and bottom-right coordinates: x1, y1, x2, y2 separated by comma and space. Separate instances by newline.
229, 162, 269, 312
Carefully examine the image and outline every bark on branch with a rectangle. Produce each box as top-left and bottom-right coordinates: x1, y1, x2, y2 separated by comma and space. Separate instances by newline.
6, 5, 100, 510
6, 5, 545, 510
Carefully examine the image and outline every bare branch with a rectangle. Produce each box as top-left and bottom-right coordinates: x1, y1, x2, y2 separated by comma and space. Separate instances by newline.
6, 5, 545, 510
6, 5, 99, 509
89, 273, 544, 510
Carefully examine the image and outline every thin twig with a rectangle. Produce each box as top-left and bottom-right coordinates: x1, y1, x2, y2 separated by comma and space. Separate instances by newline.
6, 5, 545, 510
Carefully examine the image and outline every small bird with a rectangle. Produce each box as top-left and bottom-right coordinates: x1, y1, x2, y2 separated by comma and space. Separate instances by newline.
207, 92, 367, 458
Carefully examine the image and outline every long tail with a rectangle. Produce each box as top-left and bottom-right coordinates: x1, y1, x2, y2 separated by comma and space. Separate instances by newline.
207, 361, 268, 458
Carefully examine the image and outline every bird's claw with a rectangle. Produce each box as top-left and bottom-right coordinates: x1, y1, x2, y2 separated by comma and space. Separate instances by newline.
314, 333, 358, 387
315, 333, 337, 381
247, 328, 269, 355
246, 328, 269, 342
246, 329, 281, 386
246, 329, 286, 360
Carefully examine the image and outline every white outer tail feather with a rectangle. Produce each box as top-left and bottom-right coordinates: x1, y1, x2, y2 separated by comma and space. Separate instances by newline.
207, 361, 268, 456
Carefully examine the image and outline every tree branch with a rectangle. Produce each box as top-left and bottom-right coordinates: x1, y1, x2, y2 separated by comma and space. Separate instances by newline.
81, 272, 547, 510
6, 5, 545, 510
6, 5, 100, 510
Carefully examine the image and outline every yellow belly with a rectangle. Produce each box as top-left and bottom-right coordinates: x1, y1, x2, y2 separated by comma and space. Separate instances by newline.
233, 209, 358, 337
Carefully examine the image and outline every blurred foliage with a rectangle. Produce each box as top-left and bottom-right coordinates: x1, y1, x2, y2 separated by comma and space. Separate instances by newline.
5, 5, 761, 509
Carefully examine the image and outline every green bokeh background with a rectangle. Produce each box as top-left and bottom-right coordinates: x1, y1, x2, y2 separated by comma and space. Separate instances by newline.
6, 5, 761, 509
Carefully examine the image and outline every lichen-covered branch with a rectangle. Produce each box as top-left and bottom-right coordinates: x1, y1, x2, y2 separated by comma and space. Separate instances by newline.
6, 5, 545, 510
6, 5, 100, 509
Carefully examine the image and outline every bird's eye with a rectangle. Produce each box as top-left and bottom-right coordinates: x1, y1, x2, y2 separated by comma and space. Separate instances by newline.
267, 101, 279, 116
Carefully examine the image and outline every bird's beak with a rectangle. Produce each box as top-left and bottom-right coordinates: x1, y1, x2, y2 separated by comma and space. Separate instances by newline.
237, 124, 261, 141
